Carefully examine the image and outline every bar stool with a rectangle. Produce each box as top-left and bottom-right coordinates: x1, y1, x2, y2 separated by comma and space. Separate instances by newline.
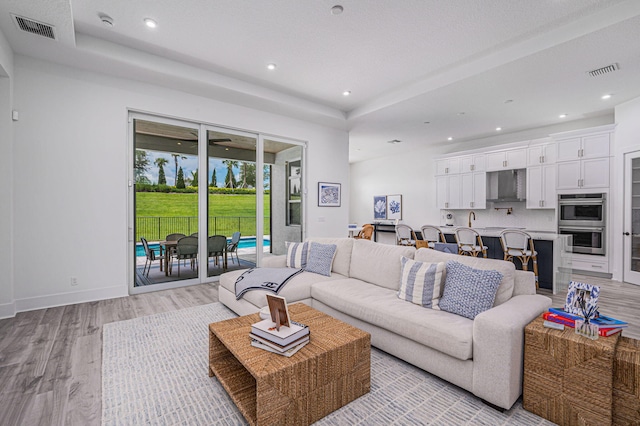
499, 229, 539, 288
419, 225, 446, 249
395, 224, 417, 246
454, 227, 488, 258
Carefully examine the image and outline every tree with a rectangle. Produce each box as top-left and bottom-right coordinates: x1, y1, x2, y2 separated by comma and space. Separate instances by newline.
239, 162, 256, 188
176, 167, 186, 189
263, 165, 271, 190
190, 169, 198, 187
222, 160, 238, 188
171, 153, 187, 186
134, 150, 150, 184
210, 169, 217, 187
154, 157, 168, 185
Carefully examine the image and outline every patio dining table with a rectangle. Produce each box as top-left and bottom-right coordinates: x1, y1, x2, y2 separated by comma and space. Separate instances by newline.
160, 239, 228, 276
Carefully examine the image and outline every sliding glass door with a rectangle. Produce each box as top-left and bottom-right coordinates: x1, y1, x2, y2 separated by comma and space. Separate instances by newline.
129, 112, 305, 292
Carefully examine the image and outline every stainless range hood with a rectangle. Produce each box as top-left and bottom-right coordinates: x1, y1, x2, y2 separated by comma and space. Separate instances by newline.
486, 169, 526, 202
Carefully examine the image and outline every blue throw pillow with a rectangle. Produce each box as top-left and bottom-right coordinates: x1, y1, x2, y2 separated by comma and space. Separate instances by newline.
438, 261, 503, 320
397, 257, 445, 309
286, 241, 309, 268
305, 242, 337, 277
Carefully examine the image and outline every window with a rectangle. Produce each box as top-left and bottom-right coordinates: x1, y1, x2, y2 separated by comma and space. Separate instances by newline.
287, 160, 301, 225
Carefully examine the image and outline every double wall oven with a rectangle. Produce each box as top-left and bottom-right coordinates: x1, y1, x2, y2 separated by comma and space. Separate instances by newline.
558, 193, 606, 255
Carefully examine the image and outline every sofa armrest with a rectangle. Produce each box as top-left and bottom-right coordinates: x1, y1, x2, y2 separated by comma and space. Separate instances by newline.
262, 255, 287, 268
472, 294, 552, 409
512, 270, 536, 296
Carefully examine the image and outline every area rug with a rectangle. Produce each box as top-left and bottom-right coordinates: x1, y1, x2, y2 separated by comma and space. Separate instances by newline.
102, 303, 553, 425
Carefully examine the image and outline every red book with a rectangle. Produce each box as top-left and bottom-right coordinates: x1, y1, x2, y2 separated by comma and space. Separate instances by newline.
543, 312, 575, 328
599, 327, 623, 337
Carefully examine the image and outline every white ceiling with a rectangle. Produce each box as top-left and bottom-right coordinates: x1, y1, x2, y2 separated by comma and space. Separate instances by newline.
1, 0, 639, 162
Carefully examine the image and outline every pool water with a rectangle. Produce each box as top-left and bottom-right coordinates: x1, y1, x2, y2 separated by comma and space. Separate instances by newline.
136, 237, 270, 257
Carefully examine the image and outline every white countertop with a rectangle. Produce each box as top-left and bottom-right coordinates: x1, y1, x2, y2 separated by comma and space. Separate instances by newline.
439, 226, 558, 241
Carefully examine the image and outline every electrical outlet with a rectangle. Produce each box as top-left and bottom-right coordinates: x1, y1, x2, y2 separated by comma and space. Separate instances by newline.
71, 276, 78, 286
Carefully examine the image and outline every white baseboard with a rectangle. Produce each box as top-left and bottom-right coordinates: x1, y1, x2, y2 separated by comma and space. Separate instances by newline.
0, 301, 16, 319
14, 285, 128, 315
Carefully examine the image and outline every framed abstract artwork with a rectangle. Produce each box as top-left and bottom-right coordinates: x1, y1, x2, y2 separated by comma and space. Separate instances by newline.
373, 196, 387, 220
318, 182, 341, 207
386, 194, 402, 220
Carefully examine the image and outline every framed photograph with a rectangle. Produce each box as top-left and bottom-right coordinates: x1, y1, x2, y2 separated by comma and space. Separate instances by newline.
318, 182, 341, 207
564, 281, 600, 317
386, 194, 402, 220
373, 195, 387, 220
266, 294, 291, 331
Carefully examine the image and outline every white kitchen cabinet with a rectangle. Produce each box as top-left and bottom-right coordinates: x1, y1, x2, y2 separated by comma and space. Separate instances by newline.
527, 164, 556, 209
556, 133, 610, 162
486, 148, 527, 171
436, 175, 461, 209
435, 157, 461, 175
461, 172, 486, 209
527, 141, 556, 166
556, 157, 609, 190
459, 154, 486, 172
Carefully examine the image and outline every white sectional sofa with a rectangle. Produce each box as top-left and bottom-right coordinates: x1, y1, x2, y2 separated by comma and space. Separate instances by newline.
218, 237, 551, 410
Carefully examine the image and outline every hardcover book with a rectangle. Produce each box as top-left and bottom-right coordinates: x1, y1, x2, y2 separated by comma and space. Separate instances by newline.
249, 333, 310, 352
250, 338, 308, 357
251, 318, 309, 345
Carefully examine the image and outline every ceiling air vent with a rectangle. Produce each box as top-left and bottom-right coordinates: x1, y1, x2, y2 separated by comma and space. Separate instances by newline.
12, 15, 56, 40
588, 63, 619, 77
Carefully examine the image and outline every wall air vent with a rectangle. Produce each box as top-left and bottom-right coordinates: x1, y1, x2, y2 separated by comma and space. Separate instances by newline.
12, 14, 56, 40
587, 63, 619, 77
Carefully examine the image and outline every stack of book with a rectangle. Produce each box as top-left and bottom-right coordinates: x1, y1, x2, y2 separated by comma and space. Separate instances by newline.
250, 318, 310, 357
543, 307, 628, 336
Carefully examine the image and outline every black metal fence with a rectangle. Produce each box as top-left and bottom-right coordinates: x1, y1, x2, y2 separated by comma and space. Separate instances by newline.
136, 216, 270, 241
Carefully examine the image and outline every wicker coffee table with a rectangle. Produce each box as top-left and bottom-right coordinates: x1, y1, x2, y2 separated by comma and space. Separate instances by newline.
208, 303, 371, 425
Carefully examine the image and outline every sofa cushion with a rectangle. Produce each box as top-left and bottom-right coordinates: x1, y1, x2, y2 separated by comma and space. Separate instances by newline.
286, 241, 309, 268
307, 238, 353, 277
397, 257, 445, 309
312, 278, 473, 360
414, 248, 515, 306
220, 268, 344, 308
350, 239, 416, 290
305, 242, 337, 277
438, 261, 503, 320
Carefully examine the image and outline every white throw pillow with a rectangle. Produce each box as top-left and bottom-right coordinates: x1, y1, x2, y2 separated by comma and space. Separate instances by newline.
397, 257, 445, 309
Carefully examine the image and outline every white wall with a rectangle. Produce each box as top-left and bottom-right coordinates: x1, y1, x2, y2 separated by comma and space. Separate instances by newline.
0, 28, 14, 318
611, 96, 640, 281
9, 55, 348, 315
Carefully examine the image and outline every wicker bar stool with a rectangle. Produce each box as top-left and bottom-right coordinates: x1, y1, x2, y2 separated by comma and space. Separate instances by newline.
499, 229, 539, 288
395, 224, 417, 246
454, 227, 488, 258
419, 225, 446, 249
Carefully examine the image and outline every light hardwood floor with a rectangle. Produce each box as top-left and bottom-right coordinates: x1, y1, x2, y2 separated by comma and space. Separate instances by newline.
0, 276, 638, 425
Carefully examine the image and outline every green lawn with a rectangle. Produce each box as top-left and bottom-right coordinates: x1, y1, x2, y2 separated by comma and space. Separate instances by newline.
135, 192, 270, 240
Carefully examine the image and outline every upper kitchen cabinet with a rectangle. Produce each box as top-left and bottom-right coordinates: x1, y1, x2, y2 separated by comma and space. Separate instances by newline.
486, 148, 527, 171
436, 174, 462, 209
527, 138, 556, 166
459, 154, 486, 172
556, 133, 610, 162
435, 157, 461, 175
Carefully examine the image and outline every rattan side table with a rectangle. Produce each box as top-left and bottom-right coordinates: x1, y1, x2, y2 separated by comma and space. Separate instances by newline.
209, 303, 371, 426
523, 316, 621, 426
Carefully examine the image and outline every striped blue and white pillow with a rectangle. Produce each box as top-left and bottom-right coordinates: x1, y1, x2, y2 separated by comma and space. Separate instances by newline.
397, 257, 445, 309
305, 242, 337, 277
286, 241, 309, 268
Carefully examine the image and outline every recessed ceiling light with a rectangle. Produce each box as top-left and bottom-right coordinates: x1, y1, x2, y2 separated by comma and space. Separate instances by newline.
266, 63, 276, 70
144, 18, 157, 28
423, 121, 430, 124
331, 5, 344, 15
601, 94, 612, 100
342, 90, 351, 96
447, 137, 453, 141
559, 114, 568, 118
496, 127, 502, 131
177, 142, 181, 145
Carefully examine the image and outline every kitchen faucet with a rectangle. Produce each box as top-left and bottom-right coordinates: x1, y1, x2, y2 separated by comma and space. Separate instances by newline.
468, 211, 476, 228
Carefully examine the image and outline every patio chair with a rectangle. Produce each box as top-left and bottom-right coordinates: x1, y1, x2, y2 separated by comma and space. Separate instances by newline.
141, 237, 165, 277
226, 231, 241, 265
208, 235, 228, 270
395, 224, 417, 246
354, 224, 374, 240
174, 236, 198, 276
166, 233, 186, 266
419, 225, 446, 249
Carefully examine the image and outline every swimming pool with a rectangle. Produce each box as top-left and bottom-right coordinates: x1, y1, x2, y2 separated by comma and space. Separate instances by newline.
136, 237, 270, 257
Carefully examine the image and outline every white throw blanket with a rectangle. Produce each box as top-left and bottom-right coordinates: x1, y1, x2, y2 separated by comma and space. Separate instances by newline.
234, 267, 303, 299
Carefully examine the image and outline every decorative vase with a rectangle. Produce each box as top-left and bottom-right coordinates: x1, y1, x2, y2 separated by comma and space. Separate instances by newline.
575, 318, 599, 340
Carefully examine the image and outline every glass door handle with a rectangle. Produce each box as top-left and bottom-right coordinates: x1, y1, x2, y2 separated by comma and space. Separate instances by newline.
623, 232, 630, 236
